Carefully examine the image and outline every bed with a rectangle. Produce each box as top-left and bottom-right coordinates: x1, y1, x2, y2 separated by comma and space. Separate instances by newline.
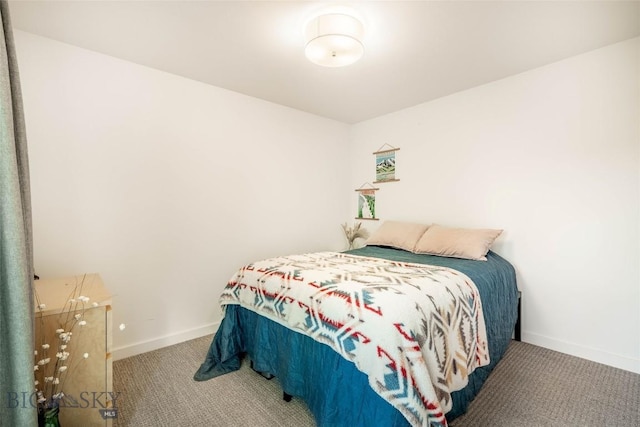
194, 243, 519, 427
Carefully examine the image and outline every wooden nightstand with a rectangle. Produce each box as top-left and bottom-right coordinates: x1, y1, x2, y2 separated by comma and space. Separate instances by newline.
34, 274, 113, 426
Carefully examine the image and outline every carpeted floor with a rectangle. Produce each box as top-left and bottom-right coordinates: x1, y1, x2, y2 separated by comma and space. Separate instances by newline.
113, 336, 639, 427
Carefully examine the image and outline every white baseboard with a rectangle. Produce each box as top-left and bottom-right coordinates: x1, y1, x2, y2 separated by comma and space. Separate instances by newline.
112, 322, 220, 361
523, 331, 640, 374
112, 325, 640, 374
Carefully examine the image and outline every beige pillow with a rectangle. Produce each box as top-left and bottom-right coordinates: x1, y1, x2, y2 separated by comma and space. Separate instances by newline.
365, 221, 430, 252
413, 224, 502, 261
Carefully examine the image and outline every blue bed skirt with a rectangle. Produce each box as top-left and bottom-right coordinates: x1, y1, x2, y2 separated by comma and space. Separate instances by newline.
194, 248, 519, 426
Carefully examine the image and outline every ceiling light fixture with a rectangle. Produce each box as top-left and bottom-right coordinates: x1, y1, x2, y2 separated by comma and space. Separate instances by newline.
304, 13, 364, 67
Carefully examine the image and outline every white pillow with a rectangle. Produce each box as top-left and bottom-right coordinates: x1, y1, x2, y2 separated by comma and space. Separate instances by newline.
413, 224, 502, 261
365, 221, 430, 252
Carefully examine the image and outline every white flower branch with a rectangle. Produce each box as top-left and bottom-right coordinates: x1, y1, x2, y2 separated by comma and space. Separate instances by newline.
33, 274, 98, 411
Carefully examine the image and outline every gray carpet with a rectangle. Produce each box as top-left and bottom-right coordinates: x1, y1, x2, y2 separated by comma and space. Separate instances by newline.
113, 336, 639, 427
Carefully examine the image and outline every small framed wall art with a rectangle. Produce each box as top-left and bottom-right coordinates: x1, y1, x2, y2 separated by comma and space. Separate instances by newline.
355, 183, 379, 221
373, 144, 400, 184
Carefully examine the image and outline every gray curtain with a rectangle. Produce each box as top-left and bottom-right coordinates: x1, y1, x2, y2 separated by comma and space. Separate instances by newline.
0, 1, 37, 426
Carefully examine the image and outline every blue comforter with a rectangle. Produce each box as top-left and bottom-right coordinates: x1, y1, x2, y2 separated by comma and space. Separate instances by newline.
194, 247, 519, 426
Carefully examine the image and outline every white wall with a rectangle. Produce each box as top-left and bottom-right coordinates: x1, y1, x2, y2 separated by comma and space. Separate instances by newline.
349, 38, 640, 373
15, 31, 351, 359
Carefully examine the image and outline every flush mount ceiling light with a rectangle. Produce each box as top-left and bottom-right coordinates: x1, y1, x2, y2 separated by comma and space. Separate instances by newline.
304, 13, 364, 67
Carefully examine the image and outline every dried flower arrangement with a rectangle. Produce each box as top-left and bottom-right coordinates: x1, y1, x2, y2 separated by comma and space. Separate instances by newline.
33, 274, 97, 424
342, 222, 369, 250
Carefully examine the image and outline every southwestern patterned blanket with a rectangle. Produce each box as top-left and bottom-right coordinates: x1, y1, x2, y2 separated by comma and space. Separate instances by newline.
219, 252, 489, 427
